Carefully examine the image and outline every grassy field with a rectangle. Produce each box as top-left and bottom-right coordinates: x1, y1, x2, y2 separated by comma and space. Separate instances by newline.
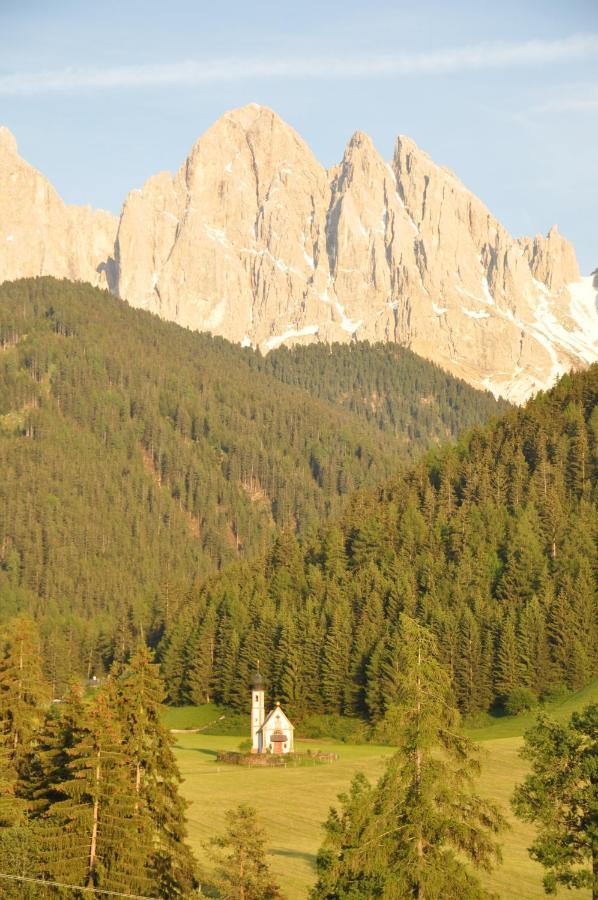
171, 680, 596, 899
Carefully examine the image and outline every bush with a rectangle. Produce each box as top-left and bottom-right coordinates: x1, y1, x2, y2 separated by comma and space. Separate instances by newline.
296, 713, 370, 743
541, 683, 570, 703
504, 687, 538, 716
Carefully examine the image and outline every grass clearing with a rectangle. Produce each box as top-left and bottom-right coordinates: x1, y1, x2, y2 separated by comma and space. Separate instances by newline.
464, 679, 598, 742
172, 683, 596, 898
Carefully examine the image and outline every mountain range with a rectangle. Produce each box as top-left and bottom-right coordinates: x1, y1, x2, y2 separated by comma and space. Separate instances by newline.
0, 105, 596, 402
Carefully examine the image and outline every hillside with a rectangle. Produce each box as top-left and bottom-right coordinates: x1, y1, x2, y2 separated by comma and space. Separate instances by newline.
0, 277, 503, 688
160, 364, 597, 712
257, 341, 509, 442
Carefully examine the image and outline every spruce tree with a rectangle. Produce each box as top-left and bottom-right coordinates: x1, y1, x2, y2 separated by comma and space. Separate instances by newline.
0, 617, 48, 759
209, 804, 284, 899
186, 609, 216, 705
0, 617, 48, 828
115, 645, 198, 897
495, 614, 519, 702
312, 773, 383, 899
313, 615, 505, 898
37, 681, 153, 895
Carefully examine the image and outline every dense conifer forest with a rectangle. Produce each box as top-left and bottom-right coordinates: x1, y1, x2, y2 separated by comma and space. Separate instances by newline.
160, 365, 597, 718
254, 342, 508, 444
0, 276, 596, 898
0, 278, 504, 690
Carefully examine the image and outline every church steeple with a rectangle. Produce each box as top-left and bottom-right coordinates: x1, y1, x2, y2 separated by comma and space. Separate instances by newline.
250, 664, 265, 753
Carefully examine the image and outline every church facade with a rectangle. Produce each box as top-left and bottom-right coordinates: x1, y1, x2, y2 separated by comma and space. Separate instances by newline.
250, 671, 294, 754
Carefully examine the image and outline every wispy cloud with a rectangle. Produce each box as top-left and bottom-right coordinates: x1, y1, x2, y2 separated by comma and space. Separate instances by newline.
534, 86, 598, 113
0, 34, 596, 95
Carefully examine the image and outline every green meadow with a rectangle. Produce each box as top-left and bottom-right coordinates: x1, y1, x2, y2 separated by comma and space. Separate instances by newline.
171, 680, 597, 899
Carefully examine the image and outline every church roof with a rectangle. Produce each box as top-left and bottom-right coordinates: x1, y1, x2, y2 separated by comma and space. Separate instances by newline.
261, 704, 294, 731
250, 670, 265, 690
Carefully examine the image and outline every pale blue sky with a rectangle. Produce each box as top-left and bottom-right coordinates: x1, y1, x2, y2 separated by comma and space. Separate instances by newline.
1, 0, 597, 271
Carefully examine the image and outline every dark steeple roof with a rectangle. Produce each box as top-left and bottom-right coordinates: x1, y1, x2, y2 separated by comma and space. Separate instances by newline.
250, 670, 265, 690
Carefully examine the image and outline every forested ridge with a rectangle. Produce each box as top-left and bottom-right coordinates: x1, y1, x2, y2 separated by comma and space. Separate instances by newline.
253, 342, 509, 445
0, 277, 504, 690
160, 365, 598, 718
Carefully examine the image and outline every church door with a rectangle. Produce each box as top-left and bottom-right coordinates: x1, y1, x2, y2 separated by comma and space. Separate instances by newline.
273, 740, 282, 754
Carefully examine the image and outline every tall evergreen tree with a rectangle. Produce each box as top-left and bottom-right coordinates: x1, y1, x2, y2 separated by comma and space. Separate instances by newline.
495, 614, 519, 701
0, 617, 48, 759
186, 609, 217, 705
312, 615, 505, 898
37, 682, 153, 895
209, 804, 284, 899
115, 645, 198, 897
0, 617, 48, 828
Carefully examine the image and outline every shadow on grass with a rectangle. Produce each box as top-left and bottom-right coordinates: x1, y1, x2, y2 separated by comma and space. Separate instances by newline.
270, 847, 317, 866
190, 747, 220, 758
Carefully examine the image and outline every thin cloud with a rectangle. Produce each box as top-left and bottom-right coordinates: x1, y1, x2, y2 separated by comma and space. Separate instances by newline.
534, 89, 598, 113
0, 34, 597, 95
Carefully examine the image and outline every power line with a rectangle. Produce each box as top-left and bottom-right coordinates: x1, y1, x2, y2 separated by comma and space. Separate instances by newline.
0, 871, 163, 899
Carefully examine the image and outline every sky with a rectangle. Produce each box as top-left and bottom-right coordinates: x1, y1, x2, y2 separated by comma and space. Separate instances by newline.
1, 0, 597, 272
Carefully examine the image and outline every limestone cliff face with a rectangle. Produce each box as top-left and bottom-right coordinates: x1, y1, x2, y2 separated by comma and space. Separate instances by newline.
518, 225, 580, 292
1, 108, 595, 402
0, 127, 117, 289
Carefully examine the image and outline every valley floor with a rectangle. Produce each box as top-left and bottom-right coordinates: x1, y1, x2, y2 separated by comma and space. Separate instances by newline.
173, 684, 596, 900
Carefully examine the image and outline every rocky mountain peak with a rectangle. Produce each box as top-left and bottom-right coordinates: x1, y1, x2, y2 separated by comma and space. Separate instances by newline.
0, 109, 595, 403
519, 225, 580, 292
346, 130, 376, 152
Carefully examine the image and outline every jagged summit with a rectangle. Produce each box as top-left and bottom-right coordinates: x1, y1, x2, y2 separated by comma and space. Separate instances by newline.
222, 102, 277, 127
0, 108, 595, 403
203, 103, 309, 153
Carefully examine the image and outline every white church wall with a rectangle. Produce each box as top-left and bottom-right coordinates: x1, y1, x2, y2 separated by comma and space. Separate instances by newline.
250, 688, 265, 753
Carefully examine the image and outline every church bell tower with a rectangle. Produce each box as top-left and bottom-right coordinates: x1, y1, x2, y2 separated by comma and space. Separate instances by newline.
250, 669, 265, 753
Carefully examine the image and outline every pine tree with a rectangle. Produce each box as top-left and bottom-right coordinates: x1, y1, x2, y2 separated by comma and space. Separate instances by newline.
37, 682, 153, 895
321, 599, 353, 715
0, 617, 48, 828
516, 597, 550, 697
186, 609, 217, 705
313, 615, 505, 898
277, 617, 307, 718
0, 823, 40, 898
512, 704, 597, 897
0, 617, 48, 759
208, 804, 284, 899
495, 614, 519, 702
20, 684, 85, 820
321, 527, 347, 581
115, 645, 198, 897
160, 605, 196, 704
566, 403, 589, 496
455, 608, 484, 716
311, 773, 383, 899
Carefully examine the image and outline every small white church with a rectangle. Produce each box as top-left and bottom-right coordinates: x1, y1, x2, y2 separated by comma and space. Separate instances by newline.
250, 670, 294, 754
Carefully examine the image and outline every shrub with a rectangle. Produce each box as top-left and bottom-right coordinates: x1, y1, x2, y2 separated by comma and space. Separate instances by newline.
541, 683, 570, 703
505, 688, 538, 716
297, 714, 370, 743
